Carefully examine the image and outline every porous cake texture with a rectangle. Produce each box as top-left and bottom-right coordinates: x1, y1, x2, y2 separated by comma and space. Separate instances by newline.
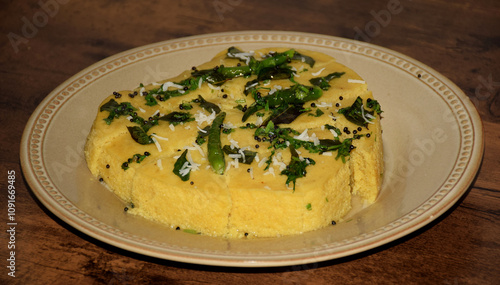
85, 47, 383, 238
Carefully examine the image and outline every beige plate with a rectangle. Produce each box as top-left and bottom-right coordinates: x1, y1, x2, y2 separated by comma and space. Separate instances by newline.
20, 31, 483, 267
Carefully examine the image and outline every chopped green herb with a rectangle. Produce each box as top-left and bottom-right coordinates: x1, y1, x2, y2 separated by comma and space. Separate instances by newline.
180, 102, 193, 110
280, 145, 315, 191
239, 123, 258, 129
325, 124, 342, 136
308, 108, 324, 117
263, 150, 275, 171
99, 99, 162, 132
121, 153, 149, 170
333, 138, 355, 163
366, 98, 383, 115
195, 126, 210, 145
222, 127, 235, 134
306, 203, 312, 211
100, 99, 137, 125
254, 121, 361, 164
144, 92, 158, 106
141, 77, 202, 103
183, 229, 199, 234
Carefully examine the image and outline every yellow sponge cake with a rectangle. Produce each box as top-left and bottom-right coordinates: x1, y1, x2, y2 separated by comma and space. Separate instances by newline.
84, 47, 383, 238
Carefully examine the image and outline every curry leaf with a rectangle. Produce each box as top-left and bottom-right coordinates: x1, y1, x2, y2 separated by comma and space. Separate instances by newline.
338, 96, 374, 127
257, 66, 294, 81
158, 111, 194, 125
263, 104, 306, 126
127, 126, 153, 145
173, 149, 190, 181
292, 51, 315, 67
309, 72, 345, 90
194, 95, 221, 114
222, 145, 257, 164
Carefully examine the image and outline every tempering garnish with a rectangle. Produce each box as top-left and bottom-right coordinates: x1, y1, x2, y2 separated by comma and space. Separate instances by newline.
98, 47, 380, 189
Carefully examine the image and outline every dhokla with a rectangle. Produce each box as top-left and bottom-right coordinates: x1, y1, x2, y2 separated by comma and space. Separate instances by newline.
84, 47, 384, 238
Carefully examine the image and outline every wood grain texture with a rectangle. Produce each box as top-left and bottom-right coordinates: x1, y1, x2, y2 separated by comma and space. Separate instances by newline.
1, 0, 499, 284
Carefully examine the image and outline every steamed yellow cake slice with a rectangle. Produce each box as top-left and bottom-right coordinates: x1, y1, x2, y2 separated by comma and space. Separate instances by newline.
349, 112, 383, 203
226, 148, 352, 237
131, 155, 231, 236
84, 47, 384, 238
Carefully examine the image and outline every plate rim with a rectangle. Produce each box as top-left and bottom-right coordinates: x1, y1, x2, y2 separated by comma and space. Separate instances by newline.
20, 30, 484, 267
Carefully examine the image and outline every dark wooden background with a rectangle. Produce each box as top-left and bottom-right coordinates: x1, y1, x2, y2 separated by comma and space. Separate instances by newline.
1, 0, 499, 284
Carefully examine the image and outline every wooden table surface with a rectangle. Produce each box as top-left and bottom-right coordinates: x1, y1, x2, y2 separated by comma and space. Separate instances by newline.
1, 0, 499, 284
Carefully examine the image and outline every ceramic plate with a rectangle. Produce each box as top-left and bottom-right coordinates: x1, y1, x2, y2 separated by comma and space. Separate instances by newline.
20, 31, 483, 267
